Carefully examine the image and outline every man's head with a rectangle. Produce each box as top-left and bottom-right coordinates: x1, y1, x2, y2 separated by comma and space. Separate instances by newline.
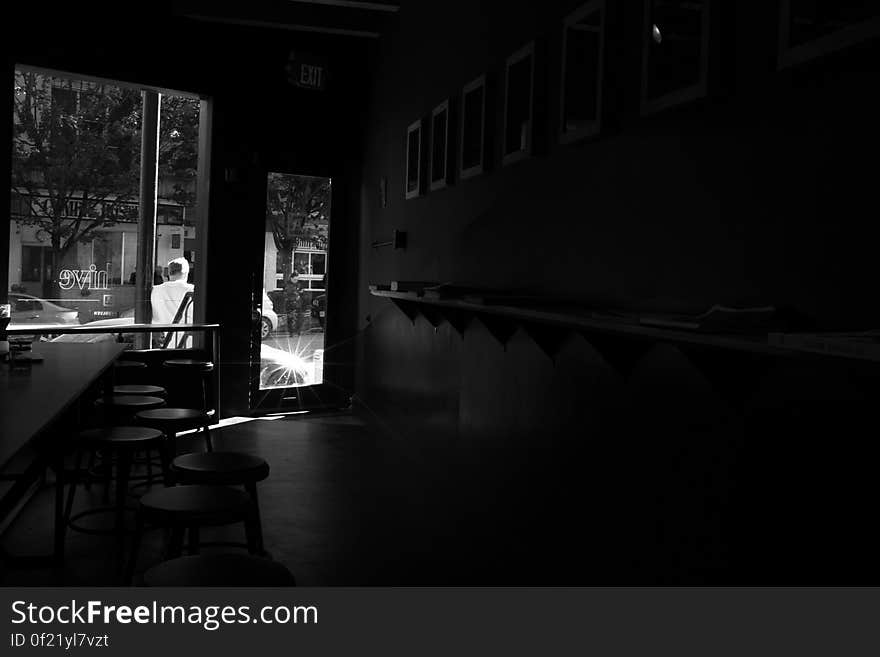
168, 257, 190, 281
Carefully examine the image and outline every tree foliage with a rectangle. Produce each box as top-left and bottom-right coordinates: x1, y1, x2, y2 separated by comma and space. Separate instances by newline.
267, 173, 331, 277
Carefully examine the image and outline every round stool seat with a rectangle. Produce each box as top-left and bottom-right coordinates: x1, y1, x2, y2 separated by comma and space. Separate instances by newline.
139, 485, 250, 523
143, 554, 295, 587
135, 407, 211, 429
115, 360, 147, 369
113, 384, 167, 397
78, 426, 164, 448
97, 395, 166, 410
172, 452, 269, 485
163, 359, 214, 373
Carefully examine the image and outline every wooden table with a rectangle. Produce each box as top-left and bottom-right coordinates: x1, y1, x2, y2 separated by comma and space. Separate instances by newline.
0, 341, 127, 565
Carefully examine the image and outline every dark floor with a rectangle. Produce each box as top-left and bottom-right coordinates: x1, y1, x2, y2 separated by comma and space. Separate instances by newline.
7, 404, 876, 586
1, 410, 449, 586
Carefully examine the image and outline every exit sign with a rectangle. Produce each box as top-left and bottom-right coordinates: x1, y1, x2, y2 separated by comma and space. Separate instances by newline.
287, 52, 328, 91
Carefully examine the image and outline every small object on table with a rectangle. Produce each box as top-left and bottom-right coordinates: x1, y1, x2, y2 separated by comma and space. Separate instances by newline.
7, 335, 39, 368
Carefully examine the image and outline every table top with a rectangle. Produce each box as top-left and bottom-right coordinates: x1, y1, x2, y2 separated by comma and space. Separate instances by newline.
0, 342, 127, 468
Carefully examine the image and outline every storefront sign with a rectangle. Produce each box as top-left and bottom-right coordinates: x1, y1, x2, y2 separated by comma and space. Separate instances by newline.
59, 263, 110, 291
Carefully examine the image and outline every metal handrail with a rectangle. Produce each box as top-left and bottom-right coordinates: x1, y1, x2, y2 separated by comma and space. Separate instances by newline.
6, 323, 219, 335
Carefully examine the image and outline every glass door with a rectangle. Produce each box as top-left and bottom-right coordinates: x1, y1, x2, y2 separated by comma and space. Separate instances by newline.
251, 172, 331, 411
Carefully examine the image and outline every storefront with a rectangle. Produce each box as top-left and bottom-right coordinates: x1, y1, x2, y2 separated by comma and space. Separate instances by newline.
8, 200, 191, 323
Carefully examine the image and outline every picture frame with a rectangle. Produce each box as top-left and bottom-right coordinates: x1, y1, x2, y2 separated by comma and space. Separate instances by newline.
640, 0, 712, 115
778, 1, 880, 70
460, 75, 488, 180
502, 41, 536, 166
405, 118, 423, 200
559, 0, 606, 144
429, 99, 452, 191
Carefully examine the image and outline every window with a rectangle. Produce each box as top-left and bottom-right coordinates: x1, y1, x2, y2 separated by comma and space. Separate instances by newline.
14, 297, 41, 313
20, 246, 45, 282
10, 67, 205, 338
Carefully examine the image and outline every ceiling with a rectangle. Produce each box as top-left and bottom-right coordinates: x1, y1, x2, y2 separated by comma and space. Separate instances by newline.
174, 0, 401, 39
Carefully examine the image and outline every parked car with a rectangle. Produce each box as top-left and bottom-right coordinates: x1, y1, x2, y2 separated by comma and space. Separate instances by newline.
8, 292, 79, 326
261, 290, 278, 340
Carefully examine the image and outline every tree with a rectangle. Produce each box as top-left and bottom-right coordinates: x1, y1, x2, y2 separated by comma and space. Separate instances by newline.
11, 70, 199, 298
267, 173, 331, 280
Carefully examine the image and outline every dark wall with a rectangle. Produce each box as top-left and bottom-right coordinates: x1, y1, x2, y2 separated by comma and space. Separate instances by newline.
3, 4, 369, 414
360, 0, 880, 325
356, 1, 880, 582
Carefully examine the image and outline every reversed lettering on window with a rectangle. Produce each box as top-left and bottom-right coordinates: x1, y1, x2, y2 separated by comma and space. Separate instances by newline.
58, 263, 110, 291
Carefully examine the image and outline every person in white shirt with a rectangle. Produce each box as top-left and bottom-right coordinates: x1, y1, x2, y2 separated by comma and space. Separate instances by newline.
151, 257, 194, 347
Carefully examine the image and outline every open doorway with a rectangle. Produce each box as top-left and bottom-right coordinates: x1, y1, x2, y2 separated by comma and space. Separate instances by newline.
253, 172, 331, 408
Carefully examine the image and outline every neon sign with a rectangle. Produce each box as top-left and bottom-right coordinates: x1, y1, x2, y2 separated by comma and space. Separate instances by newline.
59, 263, 110, 291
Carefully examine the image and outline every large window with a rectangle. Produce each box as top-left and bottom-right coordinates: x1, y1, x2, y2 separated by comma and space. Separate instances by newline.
8, 67, 204, 346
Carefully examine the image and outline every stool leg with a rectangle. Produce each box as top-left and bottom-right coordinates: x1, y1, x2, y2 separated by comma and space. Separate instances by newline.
203, 423, 213, 452
63, 448, 84, 527
101, 450, 112, 503
187, 526, 200, 555
53, 450, 66, 567
159, 439, 174, 486
84, 450, 95, 491
115, 450, 132, 567
168, 524, 185, 559
145, 448, 153, 483
124, 509, 145, 585
245, 482, 265, 555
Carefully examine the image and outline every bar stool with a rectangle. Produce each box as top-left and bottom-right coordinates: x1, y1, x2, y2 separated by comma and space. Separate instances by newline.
171, 452, 270, 554
96, 395, 166, 423
111, 386, 168, 485
135, 407, 213, 455
162, 359, 215, 416
113, 359, 148, 385
113, 384, 167, 398
64, 426, 168, 562
91, 395, 166, 496
143, 554, 295, 586
124, 485, 260, 584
